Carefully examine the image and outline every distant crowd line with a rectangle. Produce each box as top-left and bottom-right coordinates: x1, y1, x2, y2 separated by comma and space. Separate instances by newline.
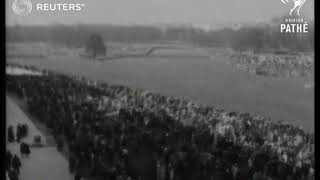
216, 50, 313, 79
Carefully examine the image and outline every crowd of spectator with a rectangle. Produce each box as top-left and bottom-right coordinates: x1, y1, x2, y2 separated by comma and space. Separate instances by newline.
6, 63, 314, 180
227, 52, 314, 79
211, 49, 314, 80
6, 123, 30, 180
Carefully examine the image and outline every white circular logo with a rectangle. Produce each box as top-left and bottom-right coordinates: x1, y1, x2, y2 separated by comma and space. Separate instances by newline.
12, 0, 33, 16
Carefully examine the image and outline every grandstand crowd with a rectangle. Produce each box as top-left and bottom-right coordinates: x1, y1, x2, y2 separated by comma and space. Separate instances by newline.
6, 63, 314, 180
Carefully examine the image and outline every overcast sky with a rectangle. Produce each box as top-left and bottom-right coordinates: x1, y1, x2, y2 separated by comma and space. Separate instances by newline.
6, 0, 314, 28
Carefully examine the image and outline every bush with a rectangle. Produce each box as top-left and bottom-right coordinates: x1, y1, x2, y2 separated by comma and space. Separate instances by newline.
85, 34, 106, 57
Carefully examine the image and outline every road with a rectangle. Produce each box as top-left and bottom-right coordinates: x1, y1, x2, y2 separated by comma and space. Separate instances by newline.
6, 96, 74, 180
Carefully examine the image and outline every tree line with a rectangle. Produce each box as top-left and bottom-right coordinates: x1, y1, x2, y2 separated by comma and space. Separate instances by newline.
7, 20, 314, 52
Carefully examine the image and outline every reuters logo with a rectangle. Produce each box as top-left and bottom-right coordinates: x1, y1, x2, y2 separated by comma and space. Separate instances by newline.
12, 0, 33, 16
12, 0, 85, 16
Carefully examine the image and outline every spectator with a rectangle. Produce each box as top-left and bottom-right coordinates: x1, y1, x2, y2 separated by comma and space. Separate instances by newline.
11, 155, 21, 174
8, 126, 15, 143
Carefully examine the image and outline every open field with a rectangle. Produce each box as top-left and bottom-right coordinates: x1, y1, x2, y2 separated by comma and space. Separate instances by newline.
7, 42, 208, 59
7, 49, 314, 132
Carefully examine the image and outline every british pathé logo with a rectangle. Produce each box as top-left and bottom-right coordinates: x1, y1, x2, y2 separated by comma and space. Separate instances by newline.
280, 0, 308, 33
12, 0, 33, 16
280, 19, 308, 33
281, 0, 306, 16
